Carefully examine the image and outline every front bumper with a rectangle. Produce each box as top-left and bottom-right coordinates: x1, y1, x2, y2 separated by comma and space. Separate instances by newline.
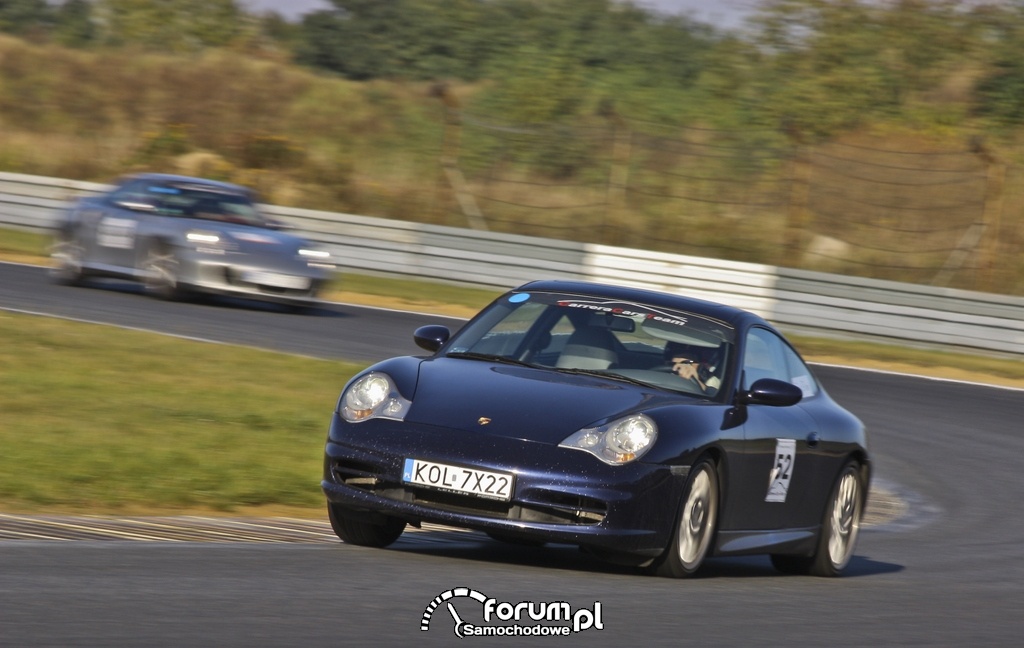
179, 253, 332, 305
322, 413, 688, 556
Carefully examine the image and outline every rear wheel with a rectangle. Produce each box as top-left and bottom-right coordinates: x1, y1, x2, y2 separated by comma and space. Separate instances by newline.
771, 460, 864, 577
50, 232, 86, 286
327, 502, 406, 548
652, 457, 718, 578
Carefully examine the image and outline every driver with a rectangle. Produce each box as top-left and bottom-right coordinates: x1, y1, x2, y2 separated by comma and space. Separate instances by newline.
666, 343, 721, 394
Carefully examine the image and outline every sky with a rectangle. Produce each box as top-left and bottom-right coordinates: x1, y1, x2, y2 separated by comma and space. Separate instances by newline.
238, 0, 756, 30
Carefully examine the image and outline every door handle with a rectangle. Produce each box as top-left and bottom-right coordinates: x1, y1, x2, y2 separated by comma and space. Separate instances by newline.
807, 432, 820, 448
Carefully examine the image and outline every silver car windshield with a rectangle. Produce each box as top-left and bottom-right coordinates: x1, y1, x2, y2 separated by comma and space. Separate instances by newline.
117, 182, 265, 227
446, 291, 735, 399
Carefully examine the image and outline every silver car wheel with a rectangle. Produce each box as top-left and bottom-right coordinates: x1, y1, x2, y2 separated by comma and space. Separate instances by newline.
826, 468, 861, 569
50, 235, 85, 285
678, 465, 715, 566
653, 457, 718, 577
142, 245, 182, 300
770, 462, 864, 577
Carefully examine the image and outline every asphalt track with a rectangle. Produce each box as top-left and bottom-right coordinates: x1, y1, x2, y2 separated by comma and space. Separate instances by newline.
1, 262, 1023, 646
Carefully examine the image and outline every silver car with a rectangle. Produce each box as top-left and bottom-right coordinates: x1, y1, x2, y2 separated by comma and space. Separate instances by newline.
51, 173, 335, 309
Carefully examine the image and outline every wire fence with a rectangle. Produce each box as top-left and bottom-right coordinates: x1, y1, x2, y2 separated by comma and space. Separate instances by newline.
441, 110, 1021, 295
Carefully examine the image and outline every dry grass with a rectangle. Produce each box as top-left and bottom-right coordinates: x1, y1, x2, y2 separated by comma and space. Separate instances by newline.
0, 35, 445, 216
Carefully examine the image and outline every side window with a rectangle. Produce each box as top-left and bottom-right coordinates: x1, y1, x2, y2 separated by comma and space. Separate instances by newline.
107, 179, 153, 208
779, 341, 818, 397
742, 329, 780, 388
742, 328, 818, 397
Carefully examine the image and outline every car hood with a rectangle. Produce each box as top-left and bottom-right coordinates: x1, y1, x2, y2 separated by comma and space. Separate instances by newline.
216, 225, 308, 254
404, 357, 668, 444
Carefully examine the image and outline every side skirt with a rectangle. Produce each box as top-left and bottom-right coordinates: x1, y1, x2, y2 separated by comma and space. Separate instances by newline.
713, 526, 819, 557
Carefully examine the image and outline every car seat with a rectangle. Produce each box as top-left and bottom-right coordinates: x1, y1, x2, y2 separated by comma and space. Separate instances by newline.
556, 326, 619, 370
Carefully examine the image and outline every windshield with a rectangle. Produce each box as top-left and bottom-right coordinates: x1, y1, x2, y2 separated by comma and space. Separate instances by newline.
114, 180, 266, 227
157, 185, 264, 226
445, 291, 735, 400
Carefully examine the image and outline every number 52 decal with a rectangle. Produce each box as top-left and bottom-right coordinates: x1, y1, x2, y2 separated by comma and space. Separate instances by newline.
765, 438, 796, 503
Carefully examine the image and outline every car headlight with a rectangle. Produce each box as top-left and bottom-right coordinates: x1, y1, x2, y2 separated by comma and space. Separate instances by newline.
559, 414, 657, 465
340, 372, 412, 423
299, 248, 335, 269
186, 230, 221, 245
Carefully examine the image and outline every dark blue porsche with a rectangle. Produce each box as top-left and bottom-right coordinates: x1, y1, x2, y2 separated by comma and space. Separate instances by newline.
322, 280, 869, 577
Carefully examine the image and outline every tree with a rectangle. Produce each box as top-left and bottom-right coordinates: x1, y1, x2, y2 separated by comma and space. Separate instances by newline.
0, 0, 53, 36
94, 0, 244, 53
974, 3, 1024, 125
53, 0, 96, 47
748, 0, 975, 138
295, 0, 719, 86
296, 0, 416, 80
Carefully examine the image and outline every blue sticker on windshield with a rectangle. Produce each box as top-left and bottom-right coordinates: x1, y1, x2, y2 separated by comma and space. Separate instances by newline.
148, 186, 180, 194
509, 293, 530, 303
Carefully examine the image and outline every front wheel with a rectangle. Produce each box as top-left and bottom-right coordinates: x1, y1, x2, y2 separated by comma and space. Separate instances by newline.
327, 502, 406, 548
651, 457, 719, 578
141, 243, 185, 300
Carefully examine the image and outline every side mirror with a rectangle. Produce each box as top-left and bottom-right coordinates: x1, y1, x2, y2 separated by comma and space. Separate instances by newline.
740, 378, 803, 407
414, 325, 450, 352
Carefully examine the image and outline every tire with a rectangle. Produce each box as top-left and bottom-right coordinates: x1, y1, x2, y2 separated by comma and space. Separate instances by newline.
141, 243, 185, 300
327, 502, 406, 548
771, 460, 864, 577
652, 457, 719, 578
50, 233, 86, 286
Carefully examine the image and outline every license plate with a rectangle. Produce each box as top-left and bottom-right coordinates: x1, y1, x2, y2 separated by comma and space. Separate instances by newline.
243, 271, 310, 290
402, 458, 514, 502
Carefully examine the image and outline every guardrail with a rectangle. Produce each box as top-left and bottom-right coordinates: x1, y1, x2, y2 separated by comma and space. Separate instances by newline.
2, 171, 1022, 356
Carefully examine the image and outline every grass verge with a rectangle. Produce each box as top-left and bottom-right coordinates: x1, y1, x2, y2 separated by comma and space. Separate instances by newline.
0, 312, 360, 516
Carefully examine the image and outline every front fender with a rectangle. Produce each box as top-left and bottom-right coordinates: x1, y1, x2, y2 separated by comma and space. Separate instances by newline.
336, 356, 425, 409
641, 403, 739, 466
